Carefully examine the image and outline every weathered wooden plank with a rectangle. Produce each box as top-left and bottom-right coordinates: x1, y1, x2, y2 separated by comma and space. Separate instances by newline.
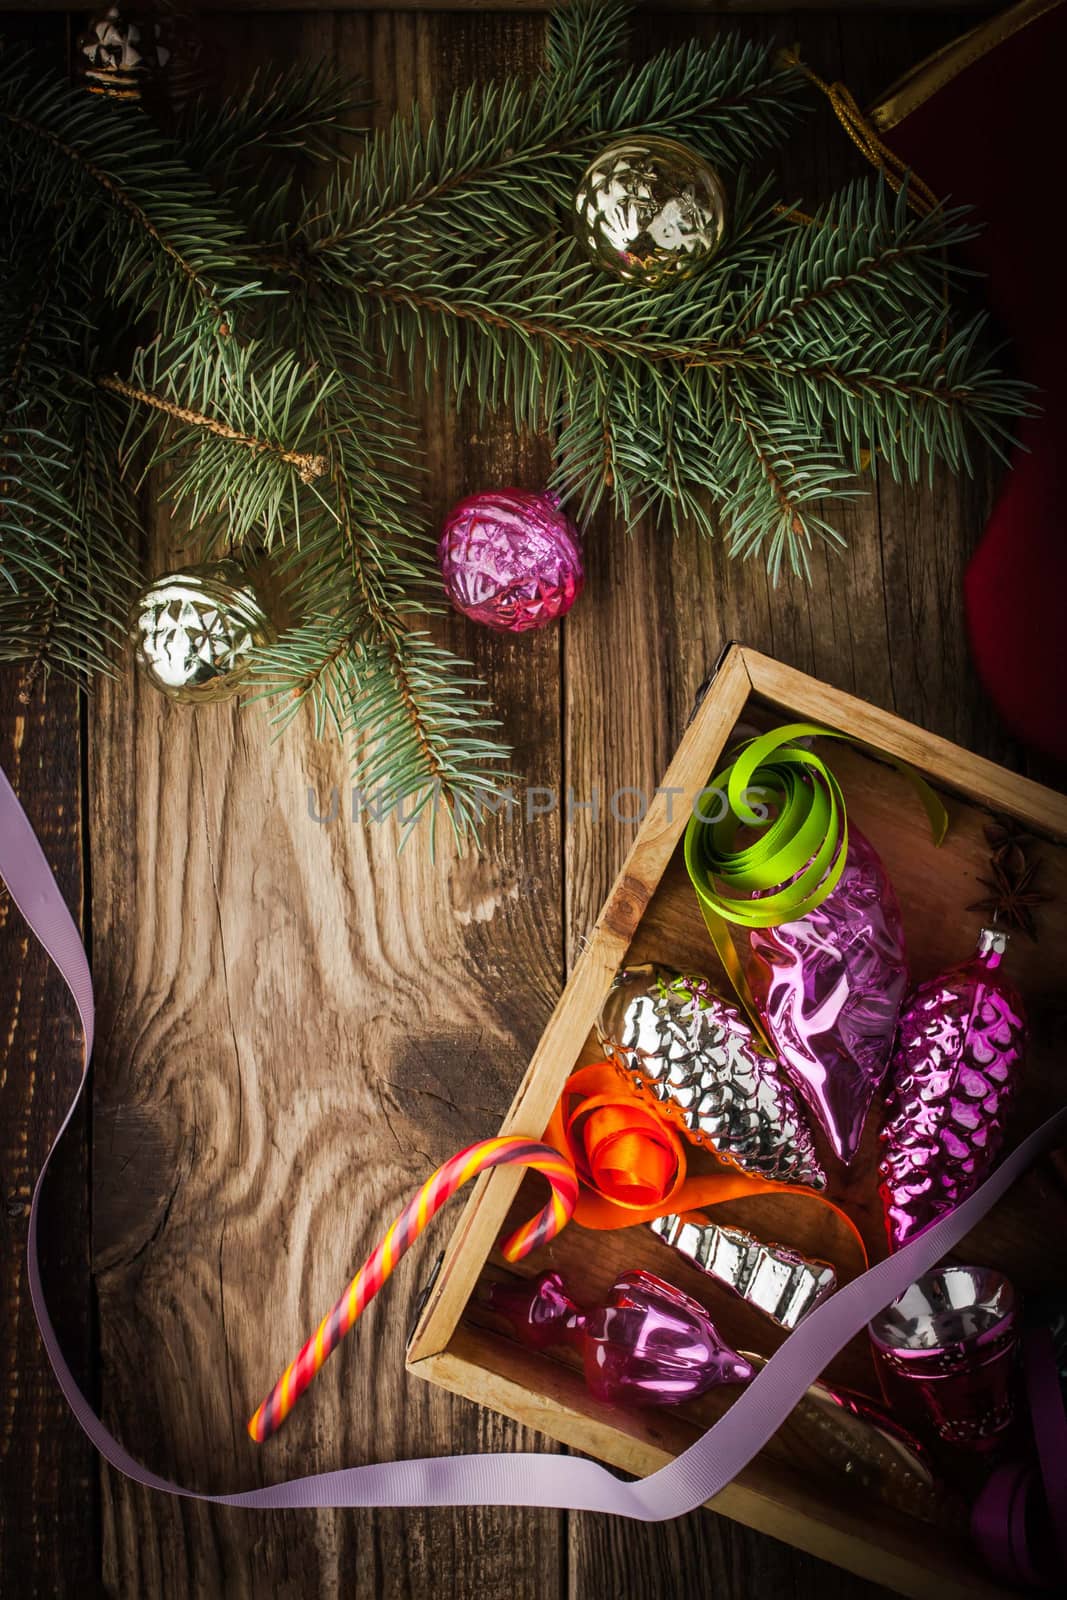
0, 668, 97, 1600
0, 1, 1007, 13
0, 10, 100, 1595
87, 9, 566, 1598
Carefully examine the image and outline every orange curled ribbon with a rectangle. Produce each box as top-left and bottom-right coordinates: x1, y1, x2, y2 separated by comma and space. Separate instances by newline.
545, 1062, 868, 1273
553, 1077, 687, 1220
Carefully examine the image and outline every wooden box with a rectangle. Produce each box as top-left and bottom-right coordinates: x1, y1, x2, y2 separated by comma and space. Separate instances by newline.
408, 645, 1067, 1600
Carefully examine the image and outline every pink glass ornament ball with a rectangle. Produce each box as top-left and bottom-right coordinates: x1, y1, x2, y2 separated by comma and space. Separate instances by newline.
437, 489, 584, 633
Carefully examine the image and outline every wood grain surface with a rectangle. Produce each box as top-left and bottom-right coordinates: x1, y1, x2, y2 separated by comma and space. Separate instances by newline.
1, 5, 1050, 1600
0, 1, 1008, 14
0, 674, 98, 1597
0, 16, 98, 1599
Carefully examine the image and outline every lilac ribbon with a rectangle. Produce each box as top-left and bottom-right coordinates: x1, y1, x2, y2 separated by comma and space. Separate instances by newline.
2, 758, 1066, 1519
971, 1330, 1067, 1587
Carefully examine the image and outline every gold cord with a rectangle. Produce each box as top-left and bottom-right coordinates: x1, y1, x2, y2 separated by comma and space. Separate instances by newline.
779, 47, 941, 218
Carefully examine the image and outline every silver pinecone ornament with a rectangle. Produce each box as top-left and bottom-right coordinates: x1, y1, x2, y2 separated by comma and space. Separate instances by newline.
597, 964, 826, 1190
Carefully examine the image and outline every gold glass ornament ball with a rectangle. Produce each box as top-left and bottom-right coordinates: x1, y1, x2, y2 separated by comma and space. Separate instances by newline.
573, 137, 727, 286
131, 560, 275, 704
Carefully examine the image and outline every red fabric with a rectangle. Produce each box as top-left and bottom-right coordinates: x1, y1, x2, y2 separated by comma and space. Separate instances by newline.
885, 1, 1067, 761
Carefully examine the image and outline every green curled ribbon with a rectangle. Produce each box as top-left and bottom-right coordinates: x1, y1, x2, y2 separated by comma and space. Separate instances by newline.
684, 722, 948, 1049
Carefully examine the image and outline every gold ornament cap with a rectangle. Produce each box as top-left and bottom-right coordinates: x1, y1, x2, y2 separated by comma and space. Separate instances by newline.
573, 136, 727, 286
131, 559, 275, 704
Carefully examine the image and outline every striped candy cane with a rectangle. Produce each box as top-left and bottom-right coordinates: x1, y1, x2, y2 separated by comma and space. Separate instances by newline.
248, 1136, 579, 1442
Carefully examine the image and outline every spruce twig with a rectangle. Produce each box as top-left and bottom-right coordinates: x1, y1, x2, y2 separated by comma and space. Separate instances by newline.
0, 107, 230, 328
98, 373, 327, 483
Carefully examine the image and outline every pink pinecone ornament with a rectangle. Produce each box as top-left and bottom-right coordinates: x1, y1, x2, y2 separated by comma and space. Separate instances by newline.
878, 928, 1028, 1251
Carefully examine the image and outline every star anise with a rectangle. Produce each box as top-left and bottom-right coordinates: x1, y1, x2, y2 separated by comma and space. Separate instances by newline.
983, 818, 1036, 855
970, 813, 1052, 941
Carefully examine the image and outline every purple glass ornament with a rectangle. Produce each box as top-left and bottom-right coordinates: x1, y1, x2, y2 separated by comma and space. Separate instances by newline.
869, 1265, 1019, 1456
748, 825, 909, 1165
485, 1269, 754, 1407
437, 489, 584, 632
879, 927, 1028, 1251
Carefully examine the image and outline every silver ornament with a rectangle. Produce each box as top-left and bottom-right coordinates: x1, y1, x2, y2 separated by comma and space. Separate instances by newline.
131, 559, 275, 703
597, 963, 826, 1190
76, 4, 171, 102
650, 1213, 836, 1330
742, 1351, 950, 1526
573, 137, 726, 285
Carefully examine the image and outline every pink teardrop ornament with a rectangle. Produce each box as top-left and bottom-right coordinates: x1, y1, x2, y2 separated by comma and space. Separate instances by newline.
748, 826, 909, 1165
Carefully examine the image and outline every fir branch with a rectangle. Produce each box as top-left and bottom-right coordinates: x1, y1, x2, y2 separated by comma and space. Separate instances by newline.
117, 319, 509, 828
0, 48, 253, 338
0, 290, 49, 431
299, 4, 799, 271
279, 305, 430, 565
0, 198, 141, 689
301, 0, 629, 262
0, 1, 1031, 833
345, 632, 509, 847
8, 414, 139, 701
333, 232, 765, 415
174, 61, 372, 249
734, 182, 971, 349
544, 0, 629, 109
774, 313, 1033, 480
114, 334, 340, 545
600, 32, 806, 166
716, 391, 854, 580
1, 108, 222, 317
0, 386, 140, 690
302, 84, 573, 259
254, 613, 509, 845
175, 61, 370, 177
98, 372, 327, 483
326, 451, 417, 629
271, 438, 510, 837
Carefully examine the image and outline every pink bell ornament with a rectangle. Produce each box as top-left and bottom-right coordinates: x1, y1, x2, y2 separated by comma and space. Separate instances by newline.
878, 927, 1028, 1251
484, 1269, 753, 1407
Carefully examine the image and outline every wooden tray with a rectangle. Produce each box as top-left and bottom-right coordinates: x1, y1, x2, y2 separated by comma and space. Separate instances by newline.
407, 644, 1067, 1600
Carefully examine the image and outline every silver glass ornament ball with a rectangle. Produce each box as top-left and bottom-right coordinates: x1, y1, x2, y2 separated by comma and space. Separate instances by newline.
76, 4, 171, 103
131, 559, 275, 704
